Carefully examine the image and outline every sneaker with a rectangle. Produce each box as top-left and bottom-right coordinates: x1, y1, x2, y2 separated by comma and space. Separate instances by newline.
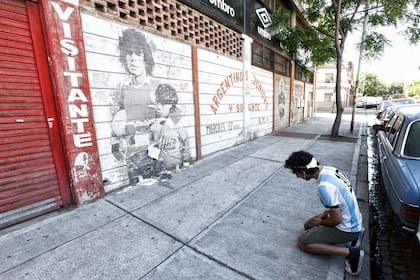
345, 248, 364, 276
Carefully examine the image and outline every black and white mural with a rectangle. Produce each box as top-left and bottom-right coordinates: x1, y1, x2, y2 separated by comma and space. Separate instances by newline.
274, 75, 290, 130
82, 14, 195, 191
305, 84, 314, 118
82, 13, 273, 192
293, 81, 305, 124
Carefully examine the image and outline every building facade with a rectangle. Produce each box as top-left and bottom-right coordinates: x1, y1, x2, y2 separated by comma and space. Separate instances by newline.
315, 62, 354, 111
0, 0, 315, 228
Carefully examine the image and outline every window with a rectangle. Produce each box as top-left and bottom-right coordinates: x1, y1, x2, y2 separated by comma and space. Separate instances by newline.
253, 42, 263, 66
263, 47, 273, 68
387, 115, 403, 147
274, 53, 290, 75
252, 42, 290, 76
404, 121, 420, 158
385, 114, 397, 135
295, 65, 304, 80
325, 73, 334, 83
324, 92, 333, 102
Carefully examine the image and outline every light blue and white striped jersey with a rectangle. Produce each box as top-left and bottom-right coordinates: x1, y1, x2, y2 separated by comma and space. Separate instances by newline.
318, 166, 363, 233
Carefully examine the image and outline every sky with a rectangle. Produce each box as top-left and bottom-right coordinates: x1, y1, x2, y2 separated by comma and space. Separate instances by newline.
343, 26, 420, 85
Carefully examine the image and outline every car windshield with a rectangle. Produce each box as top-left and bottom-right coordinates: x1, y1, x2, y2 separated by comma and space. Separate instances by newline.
404, 121, 420, 158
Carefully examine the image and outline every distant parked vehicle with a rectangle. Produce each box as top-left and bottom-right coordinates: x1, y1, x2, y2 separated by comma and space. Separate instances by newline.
356, 96, 380, 108
375, 104, 418, 127
376, 98, 415, 116
374, 105, 420, 234
356, 96, 365, 108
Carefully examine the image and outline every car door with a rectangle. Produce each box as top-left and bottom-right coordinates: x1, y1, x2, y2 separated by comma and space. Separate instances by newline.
381, 114, 404, 208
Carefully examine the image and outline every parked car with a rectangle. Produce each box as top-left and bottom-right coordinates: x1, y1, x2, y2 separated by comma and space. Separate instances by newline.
356, 96, 365, 108
375, 104, 418, 127
376, 98, 415, 116
374, 105, 420, 234
356, 96, 380, 108
418, 217, 420, 243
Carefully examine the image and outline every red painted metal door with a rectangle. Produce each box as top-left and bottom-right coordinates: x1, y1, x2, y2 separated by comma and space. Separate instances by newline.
0, 0, 71, 229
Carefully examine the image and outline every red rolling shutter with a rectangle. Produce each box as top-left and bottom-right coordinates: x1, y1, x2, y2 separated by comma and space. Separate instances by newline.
0, 0, 70, 229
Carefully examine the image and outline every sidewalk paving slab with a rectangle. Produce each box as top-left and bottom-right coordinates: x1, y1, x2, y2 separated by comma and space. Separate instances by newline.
144, 247, 248, 280
132, 156, 281, 243
0, 200, 125, 273
0, 108, 368, 280
2, 216, 182, 280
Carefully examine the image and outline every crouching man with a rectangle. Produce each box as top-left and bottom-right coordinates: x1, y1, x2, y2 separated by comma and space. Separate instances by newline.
284, 150, 364, 276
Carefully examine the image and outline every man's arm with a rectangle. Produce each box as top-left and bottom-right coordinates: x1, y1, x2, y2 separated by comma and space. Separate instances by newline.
314, 208, 342, 226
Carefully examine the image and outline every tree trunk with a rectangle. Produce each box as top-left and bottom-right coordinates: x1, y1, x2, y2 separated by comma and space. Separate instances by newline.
331, 0, 344, 137
331, 55, 344, 137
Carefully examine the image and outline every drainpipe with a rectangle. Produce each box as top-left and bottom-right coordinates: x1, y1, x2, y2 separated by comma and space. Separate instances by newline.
242, 0, 247, 142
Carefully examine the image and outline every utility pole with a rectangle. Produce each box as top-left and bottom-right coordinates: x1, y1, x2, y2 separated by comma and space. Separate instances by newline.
242, 0, 247, 142
350, 5, 368, 133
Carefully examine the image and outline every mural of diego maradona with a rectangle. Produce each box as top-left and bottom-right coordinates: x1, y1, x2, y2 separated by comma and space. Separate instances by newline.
110, 28, 191, 184
111, 28, 161, 184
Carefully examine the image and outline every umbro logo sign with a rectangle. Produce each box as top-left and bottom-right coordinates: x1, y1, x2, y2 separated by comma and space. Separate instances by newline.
256, 7, 271, 28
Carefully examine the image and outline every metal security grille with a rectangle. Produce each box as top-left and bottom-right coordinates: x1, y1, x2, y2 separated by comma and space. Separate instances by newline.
0, 0, 65, 229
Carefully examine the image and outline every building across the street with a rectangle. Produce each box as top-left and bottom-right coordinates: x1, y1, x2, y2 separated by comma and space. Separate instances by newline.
315, 62, 354, 111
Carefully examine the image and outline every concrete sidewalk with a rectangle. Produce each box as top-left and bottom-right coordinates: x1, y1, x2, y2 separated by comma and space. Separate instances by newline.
0, 108, 370, 280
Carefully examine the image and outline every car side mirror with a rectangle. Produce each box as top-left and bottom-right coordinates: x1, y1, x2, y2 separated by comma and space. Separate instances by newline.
373, 124, 384, 131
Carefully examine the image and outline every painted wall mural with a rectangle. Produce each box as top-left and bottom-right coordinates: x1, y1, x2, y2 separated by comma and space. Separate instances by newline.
293, 81, 305, 124
273, 74, 290, 130
305, 84, 314, 118
197, 49, 273, 156
81, 13, 273, 191
82, 14, 195, 191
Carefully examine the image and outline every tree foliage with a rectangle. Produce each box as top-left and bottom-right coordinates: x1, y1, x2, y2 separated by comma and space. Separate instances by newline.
269, 0, 419, 136
387, 82, 405, 96
361, 73, 387, 96
362, 73, 419, 98
406, 80, 420, 99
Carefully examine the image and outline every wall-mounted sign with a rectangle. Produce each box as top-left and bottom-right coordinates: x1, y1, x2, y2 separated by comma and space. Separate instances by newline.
178, 0, 243, 31
179, 0, 281, 49
209, 0, 236, 17
247, 0, 281, 48
255, 7, 272, 40
256, 7, 272, 28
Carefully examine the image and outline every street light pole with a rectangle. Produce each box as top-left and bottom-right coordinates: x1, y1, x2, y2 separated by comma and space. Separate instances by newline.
351, 4, 368, 133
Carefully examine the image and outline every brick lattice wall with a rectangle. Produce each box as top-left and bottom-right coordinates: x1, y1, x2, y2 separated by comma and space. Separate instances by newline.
81, 0, 243, 59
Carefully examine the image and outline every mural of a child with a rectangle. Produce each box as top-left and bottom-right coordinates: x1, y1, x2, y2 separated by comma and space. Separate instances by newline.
149, 84, 191, 171
111, 28, 160, 184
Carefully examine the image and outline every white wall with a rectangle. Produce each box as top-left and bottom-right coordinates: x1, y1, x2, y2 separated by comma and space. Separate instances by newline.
81, 14, 274, 191
197, 49, 273, 156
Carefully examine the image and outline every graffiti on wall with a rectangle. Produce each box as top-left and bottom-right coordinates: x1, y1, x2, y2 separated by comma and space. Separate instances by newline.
110, 29, 191, 185
196, 51, 272, 155
210, 71, 269, 114
51, 1, 93, 149
47, 0, 106, 201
